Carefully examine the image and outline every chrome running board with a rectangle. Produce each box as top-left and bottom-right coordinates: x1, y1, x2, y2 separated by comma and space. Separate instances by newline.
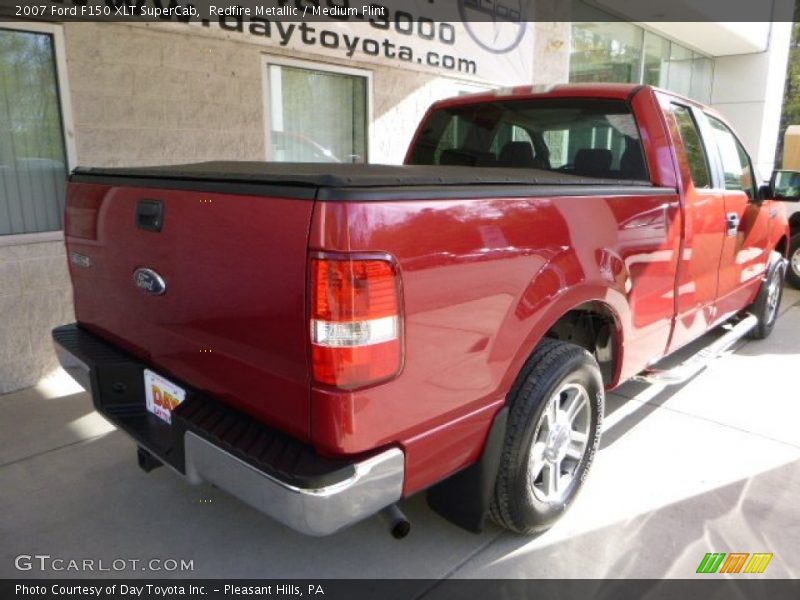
633, 314, 758, 386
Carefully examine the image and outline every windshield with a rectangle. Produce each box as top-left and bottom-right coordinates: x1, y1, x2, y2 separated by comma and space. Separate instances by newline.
408, 98, 649, 181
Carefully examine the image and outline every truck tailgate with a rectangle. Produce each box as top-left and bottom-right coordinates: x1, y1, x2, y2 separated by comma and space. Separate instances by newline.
65, 181, 313, 441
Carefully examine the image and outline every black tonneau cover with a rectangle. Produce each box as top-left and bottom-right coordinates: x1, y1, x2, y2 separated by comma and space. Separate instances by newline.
72, 161, 650, 187
71, 162, 671, 201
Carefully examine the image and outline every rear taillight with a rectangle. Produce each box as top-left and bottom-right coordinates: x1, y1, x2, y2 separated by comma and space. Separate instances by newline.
65, 184, 105, 241
310, 255, 403, 389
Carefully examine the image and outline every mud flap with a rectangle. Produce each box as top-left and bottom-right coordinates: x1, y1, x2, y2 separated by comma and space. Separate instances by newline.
426, 406, 508, 533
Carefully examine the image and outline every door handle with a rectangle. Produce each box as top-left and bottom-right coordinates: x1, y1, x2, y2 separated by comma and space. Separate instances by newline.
726, 212, 739, 237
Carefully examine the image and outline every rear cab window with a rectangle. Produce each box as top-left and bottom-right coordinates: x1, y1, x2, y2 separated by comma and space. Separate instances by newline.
409, 98, 650, 181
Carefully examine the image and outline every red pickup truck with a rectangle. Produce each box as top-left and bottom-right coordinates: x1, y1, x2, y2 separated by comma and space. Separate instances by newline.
54, 84, 797, 537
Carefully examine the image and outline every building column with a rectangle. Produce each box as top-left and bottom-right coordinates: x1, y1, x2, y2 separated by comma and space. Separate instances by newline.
710, 21, 793, 177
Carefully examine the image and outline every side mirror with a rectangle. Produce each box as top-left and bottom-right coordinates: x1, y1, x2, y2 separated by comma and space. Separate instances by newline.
769, 169, 800, 201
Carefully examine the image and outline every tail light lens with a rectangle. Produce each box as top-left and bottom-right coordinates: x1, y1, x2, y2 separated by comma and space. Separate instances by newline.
65, 184, 106, 241
311, 255, 403, 389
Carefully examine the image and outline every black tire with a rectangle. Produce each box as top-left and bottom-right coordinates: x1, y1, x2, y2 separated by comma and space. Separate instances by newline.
787, 234, 800, 289
747, 251, 786, 340
490, 339, 603, 535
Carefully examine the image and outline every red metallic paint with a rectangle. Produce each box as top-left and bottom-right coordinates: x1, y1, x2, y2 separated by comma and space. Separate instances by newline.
656, 92, 728, 352
66, 184, 314, 442
309, 188, 682, 494
66, 84, 791, 498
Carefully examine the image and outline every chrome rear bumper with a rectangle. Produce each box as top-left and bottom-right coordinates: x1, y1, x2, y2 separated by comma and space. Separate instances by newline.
53, 324, 404, 536
183, 434, 404, 536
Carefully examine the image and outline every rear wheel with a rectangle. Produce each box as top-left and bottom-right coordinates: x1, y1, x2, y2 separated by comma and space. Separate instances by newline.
490, 339, 603, 534
747, 251, 786, 340
787, 234, 800, 289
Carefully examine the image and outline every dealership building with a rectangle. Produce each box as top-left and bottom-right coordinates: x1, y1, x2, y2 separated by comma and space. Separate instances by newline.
0, 1, 794, 392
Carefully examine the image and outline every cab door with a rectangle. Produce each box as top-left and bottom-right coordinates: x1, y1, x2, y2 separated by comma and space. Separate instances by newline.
700, 114, 770, 319
659, 99, 726, 353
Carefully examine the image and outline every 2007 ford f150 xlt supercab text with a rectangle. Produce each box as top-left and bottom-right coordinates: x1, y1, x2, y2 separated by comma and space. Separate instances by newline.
53, 84, 798, 537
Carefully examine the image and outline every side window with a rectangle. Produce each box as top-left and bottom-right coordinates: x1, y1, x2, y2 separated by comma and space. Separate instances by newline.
670, 104, 711, 189
0, 27, 69, 235
267, 62, 369, 164
706, 115, 755, 199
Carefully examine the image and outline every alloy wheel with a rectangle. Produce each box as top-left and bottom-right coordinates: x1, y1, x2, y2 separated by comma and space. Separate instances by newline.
528, 382, 592, 504
766, 266, 783, 325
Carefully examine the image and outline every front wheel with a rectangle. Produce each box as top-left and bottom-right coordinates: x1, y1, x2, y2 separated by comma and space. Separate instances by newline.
490, 339, 603, 534
787, 234, 800, 289
747, 251, 786, 340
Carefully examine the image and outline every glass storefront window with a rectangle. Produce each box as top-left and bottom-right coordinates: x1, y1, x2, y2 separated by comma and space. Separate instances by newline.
642, 31, 670, 87
570, 23, 713, 104
268, 63, 368, 164
569, 22, 643, 84
0, 27, 68, 236
666, 43, 693, 98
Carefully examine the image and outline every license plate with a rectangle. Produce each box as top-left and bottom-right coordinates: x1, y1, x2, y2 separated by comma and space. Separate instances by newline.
144, 369, 186, 424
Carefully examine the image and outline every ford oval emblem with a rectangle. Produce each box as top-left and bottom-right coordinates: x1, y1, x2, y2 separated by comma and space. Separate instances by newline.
133, 268, 167, 296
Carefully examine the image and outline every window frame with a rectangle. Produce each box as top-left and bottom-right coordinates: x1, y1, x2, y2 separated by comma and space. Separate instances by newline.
0, 21, 75, 243
261, 55, 373, 164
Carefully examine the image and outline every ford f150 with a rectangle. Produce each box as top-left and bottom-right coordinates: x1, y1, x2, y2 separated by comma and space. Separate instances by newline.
53, 84, 798, 537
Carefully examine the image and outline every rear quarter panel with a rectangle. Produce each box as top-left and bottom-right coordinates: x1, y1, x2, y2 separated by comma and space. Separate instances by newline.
311, 189, 680, 494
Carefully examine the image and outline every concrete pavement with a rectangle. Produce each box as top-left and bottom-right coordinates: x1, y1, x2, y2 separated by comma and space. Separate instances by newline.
1, 288, 798, 581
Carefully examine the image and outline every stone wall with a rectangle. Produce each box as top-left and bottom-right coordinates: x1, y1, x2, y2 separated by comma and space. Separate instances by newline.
0, 238, 73, 394
61, 22, 485, 166
1, 21, 570, 394
64, 22, 268, 167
